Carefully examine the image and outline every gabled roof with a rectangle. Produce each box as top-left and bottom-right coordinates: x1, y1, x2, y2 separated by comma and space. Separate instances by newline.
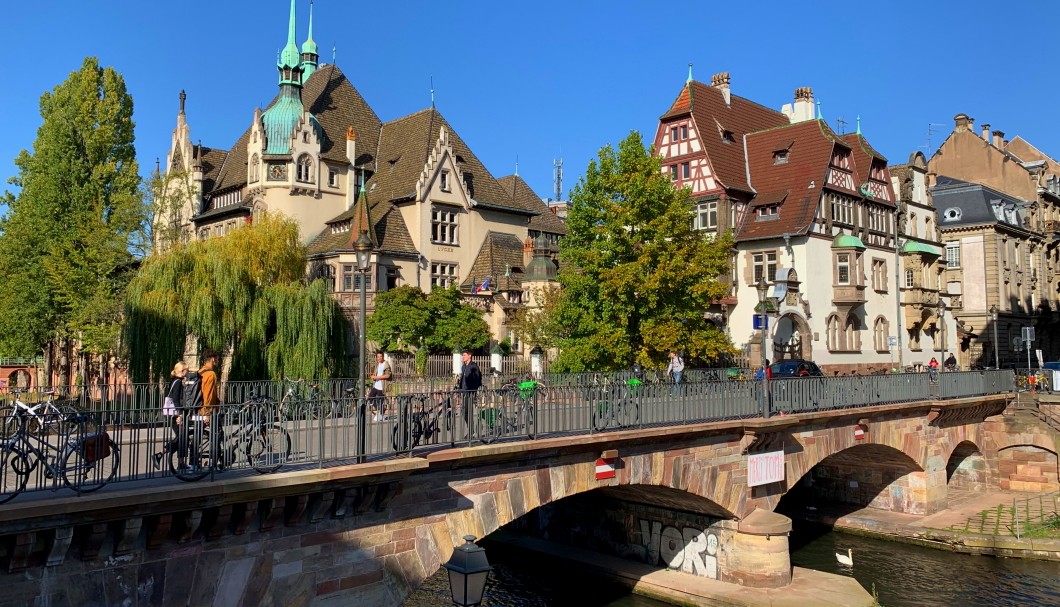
496, 175, 567, 236
931, 176, 1031, 230
195, 146, 228, 194
839, 132, 895, 208
738, 119, 843, 240
306, 195, 416, 257
460, 231, 525, 292
210, 65, 381, 194
660, 80, 789, 193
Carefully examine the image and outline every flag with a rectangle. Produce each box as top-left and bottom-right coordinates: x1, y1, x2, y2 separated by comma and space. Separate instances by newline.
474, 277, 491, 294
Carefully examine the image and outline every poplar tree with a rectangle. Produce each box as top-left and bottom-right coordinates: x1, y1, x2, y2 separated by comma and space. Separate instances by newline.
124, 214, 346, 382
551, 131, 736, 372
0, 57, 143, 359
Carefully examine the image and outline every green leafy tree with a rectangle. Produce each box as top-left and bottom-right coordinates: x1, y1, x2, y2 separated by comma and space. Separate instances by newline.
366, 285, 490, 355
124, 214, 346, 382
141, 168, 198, 255
513, 286, 563, 349
0, 57, 143, 360
551, 130, 736, 372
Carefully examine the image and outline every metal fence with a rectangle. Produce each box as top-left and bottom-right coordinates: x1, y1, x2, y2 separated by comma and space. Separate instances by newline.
0, 369, 1014, 502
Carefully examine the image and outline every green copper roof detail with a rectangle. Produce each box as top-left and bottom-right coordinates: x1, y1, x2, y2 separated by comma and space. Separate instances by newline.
262, 87, 304, 155
302, 1, 318, 55
525, 234, 558, 281
301, 1, 318, 79
901, 240, 942, 256
832, 234, 866, 250
278, 0, 301, 85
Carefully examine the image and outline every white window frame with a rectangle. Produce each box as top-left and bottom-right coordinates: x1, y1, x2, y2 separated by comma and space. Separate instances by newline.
431, 263, 458, 289
905, 269, 914, 288
431, 206, 459, 245
752, 251, 778, 283
837, 253, 851, 285
694, 201, 718, 230
328, 167, 339, 188
945, 242, 961, 268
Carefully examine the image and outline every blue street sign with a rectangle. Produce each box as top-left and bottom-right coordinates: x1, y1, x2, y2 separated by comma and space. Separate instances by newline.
753, 314, 769, 330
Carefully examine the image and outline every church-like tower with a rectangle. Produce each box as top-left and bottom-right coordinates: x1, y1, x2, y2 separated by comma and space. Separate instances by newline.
301, 0, 319, 80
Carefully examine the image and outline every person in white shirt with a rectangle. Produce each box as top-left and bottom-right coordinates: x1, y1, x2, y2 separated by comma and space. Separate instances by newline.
367, 351, 392, 419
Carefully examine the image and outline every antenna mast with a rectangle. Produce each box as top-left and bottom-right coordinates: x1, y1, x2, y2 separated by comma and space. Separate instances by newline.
553, 158, 563, 203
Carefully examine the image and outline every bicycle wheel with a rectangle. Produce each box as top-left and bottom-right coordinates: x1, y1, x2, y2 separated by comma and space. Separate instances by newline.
523, 404, 536, 440
592, 402, 612, 432
618, 400, 640, 428
61, 436, 119, 493
0, 446, 28, 504
169, 434, 213, 482
477, 409, 505, 444
0, 404, 20, 439
247, 424, 291, 474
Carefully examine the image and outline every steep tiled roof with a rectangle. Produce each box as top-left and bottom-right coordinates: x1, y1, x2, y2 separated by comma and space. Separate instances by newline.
496, 175, 567, 235
211, 65, 381, 194
839, 132, 896, 209
366, 108, 535, 216
660, 80, 789, 193
196, 147, 228, 194
306, 196, 416, 257
739, 119, 843, 240
460, 231, 525, 292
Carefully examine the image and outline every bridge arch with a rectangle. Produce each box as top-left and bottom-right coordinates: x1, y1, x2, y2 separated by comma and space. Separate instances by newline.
945, 440, 987, 493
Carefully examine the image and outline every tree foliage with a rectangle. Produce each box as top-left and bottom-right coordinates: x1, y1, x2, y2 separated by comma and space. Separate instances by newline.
512, 286, 563, 349
366, 286, 489, 354
0, 57, 143, 357
550, 131, 736, 372
141, 169, 198, 255
124, 214, 346, 382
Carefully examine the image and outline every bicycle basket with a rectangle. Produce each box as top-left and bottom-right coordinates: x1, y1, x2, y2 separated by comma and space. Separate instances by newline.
82, 431, 112, 464
517, 380, 537, 400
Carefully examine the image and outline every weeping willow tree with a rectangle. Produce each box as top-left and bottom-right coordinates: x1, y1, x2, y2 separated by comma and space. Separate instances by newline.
124, 214, 346, 382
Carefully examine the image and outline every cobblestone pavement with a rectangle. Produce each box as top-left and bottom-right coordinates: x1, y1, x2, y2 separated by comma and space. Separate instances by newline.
935, 489, 1060, 536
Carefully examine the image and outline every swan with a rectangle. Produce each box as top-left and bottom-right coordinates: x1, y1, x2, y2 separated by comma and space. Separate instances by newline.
835, 548, 853, 567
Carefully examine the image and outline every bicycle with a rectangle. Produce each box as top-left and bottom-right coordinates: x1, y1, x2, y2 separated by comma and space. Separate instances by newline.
280, 378, 336, 419
0, 409, 119, 504
391, 393, 454, 451
591, 380, 641, 431
0, 389, 81, 437
477, 385, 537, 444
170, 399, 292, 482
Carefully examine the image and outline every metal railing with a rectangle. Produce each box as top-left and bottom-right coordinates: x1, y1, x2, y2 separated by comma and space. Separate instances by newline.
0, 369, 1014, 502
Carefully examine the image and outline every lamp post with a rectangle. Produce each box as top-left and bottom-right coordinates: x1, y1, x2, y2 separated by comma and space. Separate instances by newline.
936, 298, 947, 371
444, 535, 492, 606
354, 229, 373, 462
756, 276, 771, 419
990, 304, 1000, 369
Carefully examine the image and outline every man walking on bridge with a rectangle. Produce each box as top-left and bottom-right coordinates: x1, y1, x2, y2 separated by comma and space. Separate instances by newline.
454, 349, 482, 440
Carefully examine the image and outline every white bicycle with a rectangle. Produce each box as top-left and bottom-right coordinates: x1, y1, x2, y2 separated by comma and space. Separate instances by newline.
0, 389, 81, 437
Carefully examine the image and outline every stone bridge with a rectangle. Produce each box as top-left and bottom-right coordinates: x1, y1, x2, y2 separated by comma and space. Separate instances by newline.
0, 394, 1015, 606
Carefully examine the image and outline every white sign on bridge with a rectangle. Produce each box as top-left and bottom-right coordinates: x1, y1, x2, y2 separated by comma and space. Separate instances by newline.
747, 450, 785, 487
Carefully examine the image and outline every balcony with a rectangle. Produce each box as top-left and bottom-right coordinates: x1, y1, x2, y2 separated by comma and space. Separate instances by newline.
901, 288, 939, 308
832, 284, 866, 307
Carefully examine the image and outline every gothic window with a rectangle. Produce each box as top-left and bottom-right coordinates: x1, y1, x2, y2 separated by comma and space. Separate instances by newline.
250, 154, 260, 182
431, 206, 459, 245
296, 154, 313, 183
909, 212, 918, 237
874, 317, 889, 352
845, 316, 860, 351
905, 269, 914, 288
827, 314, 841, 352
871, 259, 887, 292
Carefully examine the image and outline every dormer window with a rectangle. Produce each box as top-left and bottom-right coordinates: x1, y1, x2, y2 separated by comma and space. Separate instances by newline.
722, 130, 735, 144
942, 207, 962, 222
773, 150, 789, 165
440, 170, 451, 192
756, 205, 779, 219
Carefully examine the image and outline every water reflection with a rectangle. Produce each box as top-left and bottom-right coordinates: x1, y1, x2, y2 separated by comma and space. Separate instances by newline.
403, 540, 674, 606
790, 521, 1060, 607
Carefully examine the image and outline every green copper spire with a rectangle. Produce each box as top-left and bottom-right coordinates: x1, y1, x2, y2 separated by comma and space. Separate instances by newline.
301, 0, 319, 79
816, 99, 822, 120
856, 114, 862, 135
686, 62, 693, 83
278, 0, 302, 86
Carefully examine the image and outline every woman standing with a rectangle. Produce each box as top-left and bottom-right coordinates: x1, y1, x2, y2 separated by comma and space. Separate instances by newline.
154, 361, 187, 469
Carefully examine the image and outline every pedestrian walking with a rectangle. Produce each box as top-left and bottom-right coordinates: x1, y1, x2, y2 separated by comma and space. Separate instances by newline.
666, 350, 685, 392
454, 348, 482, 439
153, 361, 187, 470
367, 351, 393, 419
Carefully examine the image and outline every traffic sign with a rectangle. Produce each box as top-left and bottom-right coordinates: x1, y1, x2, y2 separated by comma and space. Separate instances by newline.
1022, 327, 1035, 343
753, 314, 769, 330
595, 458, 615, 480
854, 425, 866, 441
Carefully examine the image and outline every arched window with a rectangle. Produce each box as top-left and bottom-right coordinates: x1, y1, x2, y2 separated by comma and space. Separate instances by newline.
827, 314, 841, 352
905, 269, 914, 288
845, 316, 860, 351
909, 213, 918, 238
297, 154, 313, 183
250, 154, 260, 182
874, 317, 889, 352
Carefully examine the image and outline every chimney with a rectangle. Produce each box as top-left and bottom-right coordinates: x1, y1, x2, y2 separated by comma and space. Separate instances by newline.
993, 130, 1006, 148
953, 113, 974, 133
794, 87, 814, 122
346, 126, 358, 165
711, 72, 731, 107
981, 123, 991, 143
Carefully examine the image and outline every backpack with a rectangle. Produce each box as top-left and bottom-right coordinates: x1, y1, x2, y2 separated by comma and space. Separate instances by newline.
181, 371, 204, 413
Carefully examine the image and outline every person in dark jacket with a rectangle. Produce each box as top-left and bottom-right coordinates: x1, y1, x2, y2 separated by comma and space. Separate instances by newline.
153, 361, 187, 469
454, 349, 482, 438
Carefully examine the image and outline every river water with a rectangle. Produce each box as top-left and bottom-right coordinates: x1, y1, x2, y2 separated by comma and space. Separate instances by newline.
405, 527, 1060, 606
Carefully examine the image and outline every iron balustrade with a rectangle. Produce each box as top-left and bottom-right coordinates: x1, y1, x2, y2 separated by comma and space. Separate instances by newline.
0, 369, 1015, 501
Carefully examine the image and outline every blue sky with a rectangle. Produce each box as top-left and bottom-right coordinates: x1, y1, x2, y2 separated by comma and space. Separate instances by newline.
3, 0, 1059, 206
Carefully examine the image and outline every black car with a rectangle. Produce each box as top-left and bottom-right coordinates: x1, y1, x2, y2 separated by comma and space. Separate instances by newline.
769, 360, 824, 377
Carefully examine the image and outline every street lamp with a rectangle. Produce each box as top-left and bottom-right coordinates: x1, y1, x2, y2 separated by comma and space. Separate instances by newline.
354, 229, 373, 462
989, 304, 999, 369
936, 298, 947, 370
444, 535, 492, 606
756, 276, 771, 419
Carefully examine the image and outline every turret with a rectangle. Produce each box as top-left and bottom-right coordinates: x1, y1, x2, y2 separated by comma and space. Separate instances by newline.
277, 0, 303, 87
301, 0, 319, 80
261, 0, 307, 156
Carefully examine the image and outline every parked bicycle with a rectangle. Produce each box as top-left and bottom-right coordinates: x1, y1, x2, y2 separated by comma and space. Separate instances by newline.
477, 386, 537, 444
0, 389, 81, 438
0, 409, 118, 504
280, 378, 337, 419
591, 380, 641, 431
171, 398, 292, 482
392, 393, 454, 451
